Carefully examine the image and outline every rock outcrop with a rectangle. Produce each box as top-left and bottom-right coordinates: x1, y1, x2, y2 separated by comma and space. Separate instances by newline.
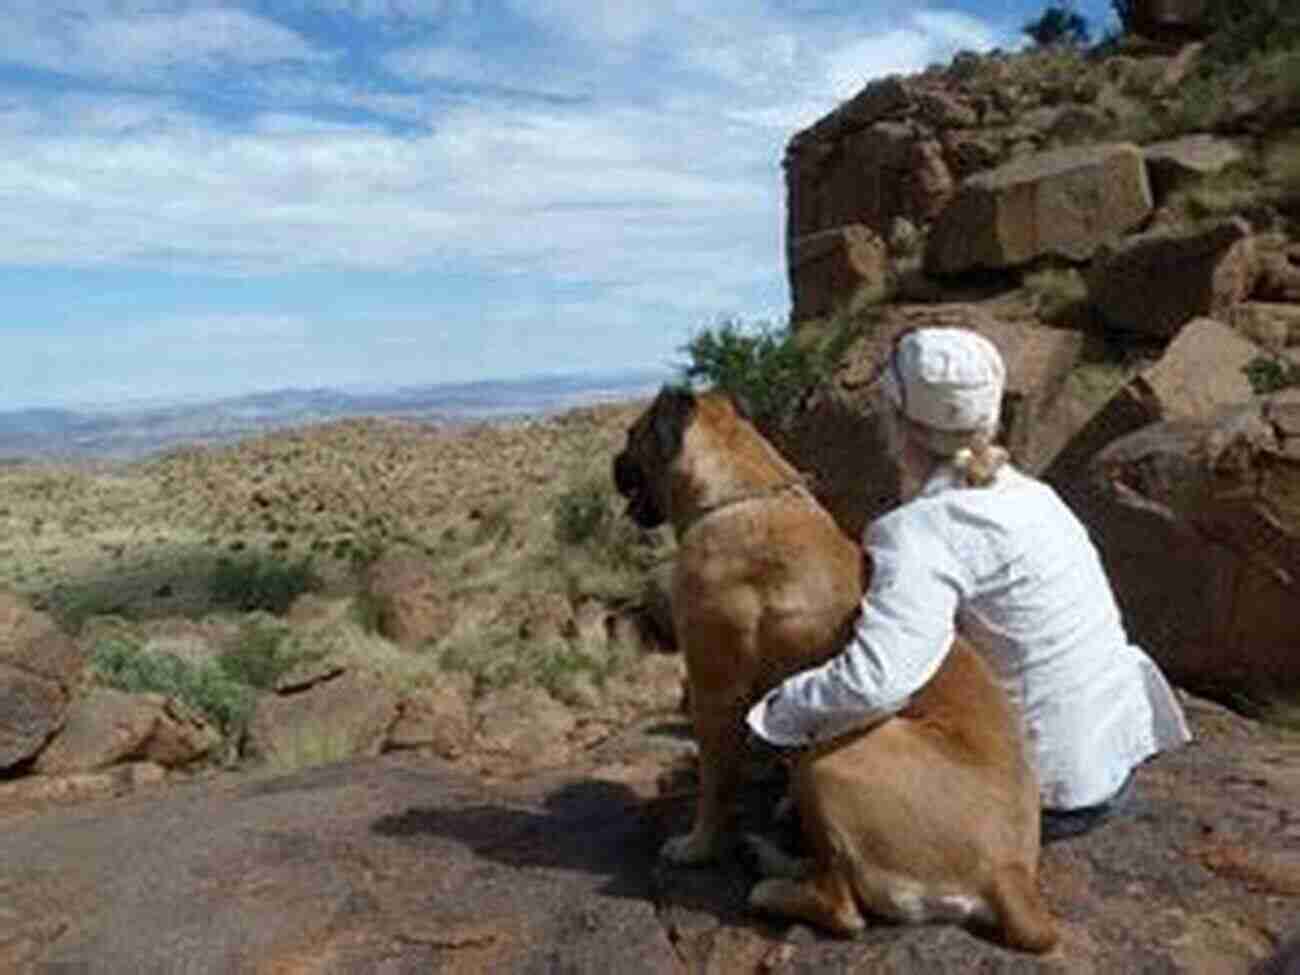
247, 670, 400, 768
788, 224, 889, 321
1088, 217, 1257, 338
0, 696, 1296, 973
926, 143, 1154, 274
1085, 390, 1300, 697
364, 548, 460, 648
1128, 0, 1225, 43
0, 593, 84, 771
386, 673, 475, 759
33, 688, 219, 775
1143, 134, 1247, 201
1045, 317, 1265, 495
781, 41, 1295, 329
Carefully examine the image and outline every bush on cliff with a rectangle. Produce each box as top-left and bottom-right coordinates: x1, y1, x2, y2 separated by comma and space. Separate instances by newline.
1023, 3, 1090, 48
680, 312, 867, 430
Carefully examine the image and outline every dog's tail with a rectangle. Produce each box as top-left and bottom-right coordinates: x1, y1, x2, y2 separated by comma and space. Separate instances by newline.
986, 863, 1059, 954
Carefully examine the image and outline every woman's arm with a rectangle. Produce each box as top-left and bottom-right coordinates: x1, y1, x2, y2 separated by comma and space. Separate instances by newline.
746, 509, 966, 747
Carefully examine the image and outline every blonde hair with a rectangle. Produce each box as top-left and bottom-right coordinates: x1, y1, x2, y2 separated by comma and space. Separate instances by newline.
890, 409, 1009, 489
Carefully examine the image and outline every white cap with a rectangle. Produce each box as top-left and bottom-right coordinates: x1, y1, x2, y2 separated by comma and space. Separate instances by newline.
881, 327, 1005, 432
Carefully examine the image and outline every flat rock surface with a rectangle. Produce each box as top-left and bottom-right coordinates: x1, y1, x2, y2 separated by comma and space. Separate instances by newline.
1, 697, 1297, 973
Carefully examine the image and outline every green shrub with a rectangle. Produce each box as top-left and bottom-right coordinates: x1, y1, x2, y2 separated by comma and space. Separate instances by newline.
1243, 355, 1300, 394
343, 532, 387, 573
1023, 3, 1090, 47
1169, 166, 1260, 221
679, 312, 866, 429
1162, 74, 1223, 136
553, 476, 614, 547
44, 583, 129, 632
543, 469, 658, 603
470, 500, 515, 545
1023, 267, 1089, 324
90, 638, 254, 737
209, 553, 321, 614
216, 621, 318, 690
349, 589, 385, 634
1110, 0, 1136, 32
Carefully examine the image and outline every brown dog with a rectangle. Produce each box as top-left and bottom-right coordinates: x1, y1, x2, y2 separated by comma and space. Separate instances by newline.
613, 387, 1057, 952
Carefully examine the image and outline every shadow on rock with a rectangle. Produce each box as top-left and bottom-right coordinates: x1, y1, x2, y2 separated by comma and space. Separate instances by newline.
372, 777, 658, 901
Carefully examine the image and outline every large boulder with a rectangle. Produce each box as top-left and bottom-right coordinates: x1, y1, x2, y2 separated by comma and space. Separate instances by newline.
1083, 390, 1300, 698
34, 688, 220, 774
788, 224, 889, 322
247, 671, 399, 769
1046, 317, 1263, 496
0, 592, 84, 771
1143, 134, 1247, 203
363, 549, 456, 648
1129, 0, 1215, 42
1088, 217, 1257, 339
905, 137, 957, 222
785, 120, 921, 243
925, 143, 1153, 274
386, 674, 475, 760
0, 761, 167, 810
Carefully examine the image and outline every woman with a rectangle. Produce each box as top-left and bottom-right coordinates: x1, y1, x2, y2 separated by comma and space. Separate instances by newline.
746, 327, 1190, 840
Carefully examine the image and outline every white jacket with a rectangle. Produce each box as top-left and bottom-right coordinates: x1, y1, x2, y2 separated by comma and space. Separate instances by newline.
746, 463, 1191, 810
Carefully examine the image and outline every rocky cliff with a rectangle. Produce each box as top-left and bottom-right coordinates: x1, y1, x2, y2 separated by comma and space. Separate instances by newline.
774, 25, 1300, 710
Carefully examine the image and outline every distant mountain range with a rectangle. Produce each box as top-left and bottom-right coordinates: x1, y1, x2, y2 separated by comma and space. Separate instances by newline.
0, 369, 673, 462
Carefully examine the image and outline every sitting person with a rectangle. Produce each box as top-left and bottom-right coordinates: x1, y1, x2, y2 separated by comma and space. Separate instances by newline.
746, 326, 1190, 840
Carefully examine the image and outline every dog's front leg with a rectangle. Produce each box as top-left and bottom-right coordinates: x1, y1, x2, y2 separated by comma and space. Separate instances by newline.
661, 686, 749, 865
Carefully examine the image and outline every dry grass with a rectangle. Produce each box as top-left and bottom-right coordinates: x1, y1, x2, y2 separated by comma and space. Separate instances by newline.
5, 399, 679, 762
1166, 166, 1262, 224
2, 405, 647, 626
263, 723, 367, 774
1266, 131, 1300, 205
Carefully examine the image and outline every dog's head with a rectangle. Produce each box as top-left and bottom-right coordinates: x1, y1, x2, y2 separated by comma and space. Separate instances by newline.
612, 385, 697, 529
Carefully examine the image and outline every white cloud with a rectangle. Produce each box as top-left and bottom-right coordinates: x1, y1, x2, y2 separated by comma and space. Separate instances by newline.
87, 9, 319, 70
0, 5, 1006, 321
505, 0, 665, 49
912, 11, 1000, 53
0, 88, 778, 303
4, 5, 321, 80
0, 2, 1036, 409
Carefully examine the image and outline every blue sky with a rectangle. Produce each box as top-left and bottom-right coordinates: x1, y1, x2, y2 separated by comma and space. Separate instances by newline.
1, 0, 1116, 410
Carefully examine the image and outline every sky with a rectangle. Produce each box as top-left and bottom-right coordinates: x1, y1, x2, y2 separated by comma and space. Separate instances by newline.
1, 0, 1117, 410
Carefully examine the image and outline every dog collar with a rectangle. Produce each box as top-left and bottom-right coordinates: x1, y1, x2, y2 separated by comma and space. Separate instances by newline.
680, 481, 810, 537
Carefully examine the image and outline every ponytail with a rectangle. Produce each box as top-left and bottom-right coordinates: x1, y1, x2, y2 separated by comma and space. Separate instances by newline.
951, 430, 1009, 488
888, 410, 1010, 492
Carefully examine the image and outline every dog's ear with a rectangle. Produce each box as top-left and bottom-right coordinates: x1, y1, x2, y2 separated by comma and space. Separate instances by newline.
652, 385, 696, 459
